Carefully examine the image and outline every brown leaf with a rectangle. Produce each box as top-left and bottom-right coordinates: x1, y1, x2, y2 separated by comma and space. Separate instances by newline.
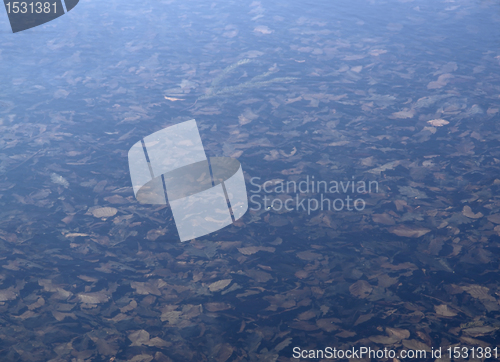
104, 195, 127, 204
131, 280, 164, 296
427, 118, 449, 127
237, 246, 275, 255
435, 304, 457, 317
462, 206, 483, 219
238, 108, 259, 125
394, 199, 408, 211
316, 318, 340, 332
0, 230, 18, 243
372, 213, 395, 225
214, 343, 233, 362
336, 330, 356, 338
459, 336, 491, 348
274, 338, 293, 352
146, 337, 171, 348
208, 279, 232, 292
349, 280, 373, 299
402, 339, 432, 352
245, 269, 272, 283
296, 250, 322, 261
386, 327, 410, 340
370, 49, 387, 56
280, 147, 297, 157
368, 160, 401, 174
28, 297, 45, 310
427, 74, 453, 89
120, 300, 138, 313
205, 302, 231, 312
461, 285, 495, 301
381, 262, 418, 271
92, 180, 107, 193
487, 214, 500, 224
463, 326, 497, 337
354, 313, 374, 326
77, 291, 110, 304
377, 274, 399, 288
128, 330, 150, 346
52, 311, 77, 321
369, 335, 399, 344
297, 310, 316, 320
295, 270, 309, 279
161, 310, 182, 324
14, 310, 37, 320
390, 109, 415, 119
389, 225, 431, 238
91, 207, 118, 218
328, 141, 350, 146
128, 354, 154, 362
238, 115, 252, 125
254, 25, 273, 34
146, 228, 166, 241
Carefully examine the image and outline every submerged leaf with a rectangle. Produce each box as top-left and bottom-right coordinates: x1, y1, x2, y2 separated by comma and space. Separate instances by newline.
435, 304, 457, 317
91, 207, 118, 218
349, 280, 373, 299
208, 279, 232, 292
427, 118, 449, 127
237, 246, 275, 255
389, 225, 431, 238
462, 206, 483, 219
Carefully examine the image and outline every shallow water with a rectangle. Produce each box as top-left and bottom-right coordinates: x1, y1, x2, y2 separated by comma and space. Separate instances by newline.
1, 0, 500, 361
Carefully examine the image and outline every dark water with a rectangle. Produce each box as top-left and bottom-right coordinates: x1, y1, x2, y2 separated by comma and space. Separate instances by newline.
1, 0, 500, 361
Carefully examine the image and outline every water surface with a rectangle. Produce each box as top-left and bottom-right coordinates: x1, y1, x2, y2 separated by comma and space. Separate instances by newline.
1, 0, 500, 360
